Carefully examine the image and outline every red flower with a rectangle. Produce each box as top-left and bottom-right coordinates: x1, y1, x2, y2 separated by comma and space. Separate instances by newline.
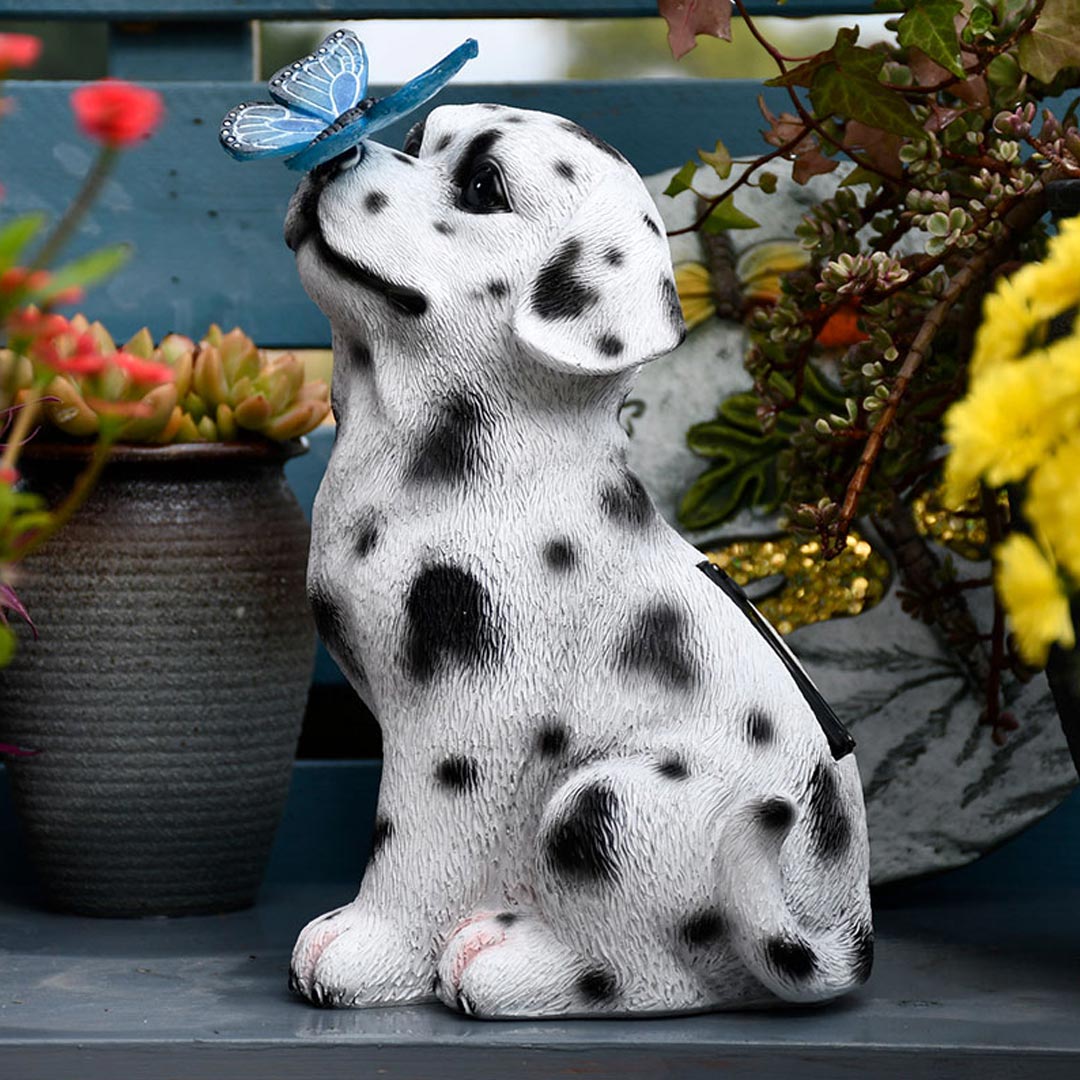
0, 34, 41, 73
6, 307, 69, 343
71, 80, 163, 147
112, 351, 175, 386
0, 467, 17, 485
815, 304, 869, 349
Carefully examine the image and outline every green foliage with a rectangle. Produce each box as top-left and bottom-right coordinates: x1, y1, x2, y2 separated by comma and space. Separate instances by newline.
897, 0, 965, 78
679, 366, 845, 530
1017, 0, 1080, 82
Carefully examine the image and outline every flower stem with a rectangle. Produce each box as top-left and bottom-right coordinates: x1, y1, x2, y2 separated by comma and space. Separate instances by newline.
13, 435, 115, 561
0, 395, 40, 474
32, 146, 118, 270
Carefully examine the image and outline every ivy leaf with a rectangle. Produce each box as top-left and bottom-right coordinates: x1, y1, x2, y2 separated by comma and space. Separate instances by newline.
969, 4, 993, 35
810, 64, 926, 139
659, 0, 732, 60
1018, 0, 1080, 83
840, 165, 883, 188
698, 138, 732, 180
702, 196, 760, 232
0, 214, 46, 274
897, 0, 965, 79
664, 159, 699, 197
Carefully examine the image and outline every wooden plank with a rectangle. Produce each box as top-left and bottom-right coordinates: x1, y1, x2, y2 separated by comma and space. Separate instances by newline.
109, 21, 255, 81
3, 79, 789, 346
0, 1, 877, 20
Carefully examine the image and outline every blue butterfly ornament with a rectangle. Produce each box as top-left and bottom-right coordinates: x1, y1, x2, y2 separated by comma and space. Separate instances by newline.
220, 30, 478, 172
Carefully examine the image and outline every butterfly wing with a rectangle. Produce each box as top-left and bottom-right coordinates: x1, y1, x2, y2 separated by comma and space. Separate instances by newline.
268, 28, 369, 124
220, 100, 326, 161
285, 38, 478, 173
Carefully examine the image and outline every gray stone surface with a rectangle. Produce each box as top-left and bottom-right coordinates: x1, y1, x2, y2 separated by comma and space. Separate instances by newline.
0, 880, 1077, 1079
629, 164, 1076, 885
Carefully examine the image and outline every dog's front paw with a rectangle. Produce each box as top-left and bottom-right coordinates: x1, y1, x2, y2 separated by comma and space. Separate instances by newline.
436, 909, 587, 1019
289, 903, 434, 1008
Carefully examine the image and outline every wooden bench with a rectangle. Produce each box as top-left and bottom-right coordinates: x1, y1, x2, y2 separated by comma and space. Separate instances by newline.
1, 3, 1078, 1076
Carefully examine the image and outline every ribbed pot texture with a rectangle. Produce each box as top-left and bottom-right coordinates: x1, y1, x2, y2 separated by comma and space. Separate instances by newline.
0, 442, 315, 916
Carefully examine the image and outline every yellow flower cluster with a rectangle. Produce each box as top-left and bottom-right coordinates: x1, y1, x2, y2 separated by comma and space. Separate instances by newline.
943, 217, 1080, 666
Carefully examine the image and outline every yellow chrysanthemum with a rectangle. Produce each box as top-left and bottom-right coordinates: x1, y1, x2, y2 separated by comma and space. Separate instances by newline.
736, 240, 810, 306
1028, 436, 1080, 582
674, 262, 716, 331
942, 353, 1065, 505
970, 272, 1043, 376
996, 533, 1075, 667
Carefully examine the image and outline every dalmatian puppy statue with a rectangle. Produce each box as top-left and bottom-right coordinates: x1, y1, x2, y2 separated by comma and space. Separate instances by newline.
226, 32, 872, 1018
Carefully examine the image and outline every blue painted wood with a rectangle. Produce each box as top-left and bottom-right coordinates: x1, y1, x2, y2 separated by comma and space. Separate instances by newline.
2, 79, 789, 345
0, 1, 877, 19
109, 21, 255, 81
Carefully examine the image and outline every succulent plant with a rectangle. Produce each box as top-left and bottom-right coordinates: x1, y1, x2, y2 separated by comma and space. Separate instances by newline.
1, 318, 330, 444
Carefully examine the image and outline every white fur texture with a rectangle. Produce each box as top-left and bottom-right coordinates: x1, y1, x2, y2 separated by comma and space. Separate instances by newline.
286, 104, 873, 1018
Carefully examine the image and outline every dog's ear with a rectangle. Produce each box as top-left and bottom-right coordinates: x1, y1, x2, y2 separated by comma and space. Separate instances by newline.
512, 184, 686, 375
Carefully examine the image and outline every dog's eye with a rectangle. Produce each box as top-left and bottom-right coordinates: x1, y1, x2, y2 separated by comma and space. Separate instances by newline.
460, 160, 511, 214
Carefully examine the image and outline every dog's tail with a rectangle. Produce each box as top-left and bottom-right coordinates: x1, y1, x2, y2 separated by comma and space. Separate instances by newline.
713, 795, 873, 1004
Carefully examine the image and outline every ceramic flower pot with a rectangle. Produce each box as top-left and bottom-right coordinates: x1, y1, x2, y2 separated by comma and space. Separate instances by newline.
0, 441, 315, 916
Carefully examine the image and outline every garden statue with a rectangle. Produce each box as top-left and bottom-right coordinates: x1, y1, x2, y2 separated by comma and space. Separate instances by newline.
221, 30, 873, 1017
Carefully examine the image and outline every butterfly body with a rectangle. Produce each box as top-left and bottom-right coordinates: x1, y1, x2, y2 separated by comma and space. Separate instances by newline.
220, 29, 477, 172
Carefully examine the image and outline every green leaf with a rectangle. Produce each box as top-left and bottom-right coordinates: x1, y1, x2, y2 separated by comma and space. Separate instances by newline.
678, 460, 782, 530
0, 625, 14, 669
1018, 0, 1080, 83
969, 3, 993, 34
698, 138, 732, 180
810, 64, 926, 139
758, 171, 778, 194
701, 196, 760, 232
664, 160, 699, 197
840, 165, 883, 188
34, 243, 131, 297
897, 0, 965, 79
0, 214, 46, 273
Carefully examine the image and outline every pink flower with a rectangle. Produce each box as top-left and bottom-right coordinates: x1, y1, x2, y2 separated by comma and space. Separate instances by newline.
71, 80, 164, 148
0, 34, 41, 73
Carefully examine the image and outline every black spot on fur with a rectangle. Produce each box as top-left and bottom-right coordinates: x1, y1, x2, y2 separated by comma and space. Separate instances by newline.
599, 471, 653, 529
392, 151, 416, 166
577, 966, 618, 1005
596, 334, 624, 357
747, 708, 775, 746
851, 922, 874, 983
364, 191, 388, 214
531, 238, 599, 321
558, 119, 626, 163
435, 133, 453, 152
656, 756, 689, 780
617, 603, 697, 691
506, 114, 525, 124
452, 130, 503, 191
487, 279, 509, 298
349, 341, 372, 369
543, 537, 577, 572
554, 160, 576, 181
433, 220, 454, 235
355, 516, 379, 558
495, 911, 519, 926
642, 213, 661, 236
765, 935, 818, 981
478, 103, 501, 111
545, 783, 620, 887
604, 247, 624, 267
680, 909, 726, 948
406, 393, 485, 488
403, 563, 504, 683
662, 276, 687, 344
307, 580, 364, 681
536, 720, 569, 758
807, 760, 852, 862
756, 797, 794, 832
370, 815, 392, 858
435, 755, 481, 794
